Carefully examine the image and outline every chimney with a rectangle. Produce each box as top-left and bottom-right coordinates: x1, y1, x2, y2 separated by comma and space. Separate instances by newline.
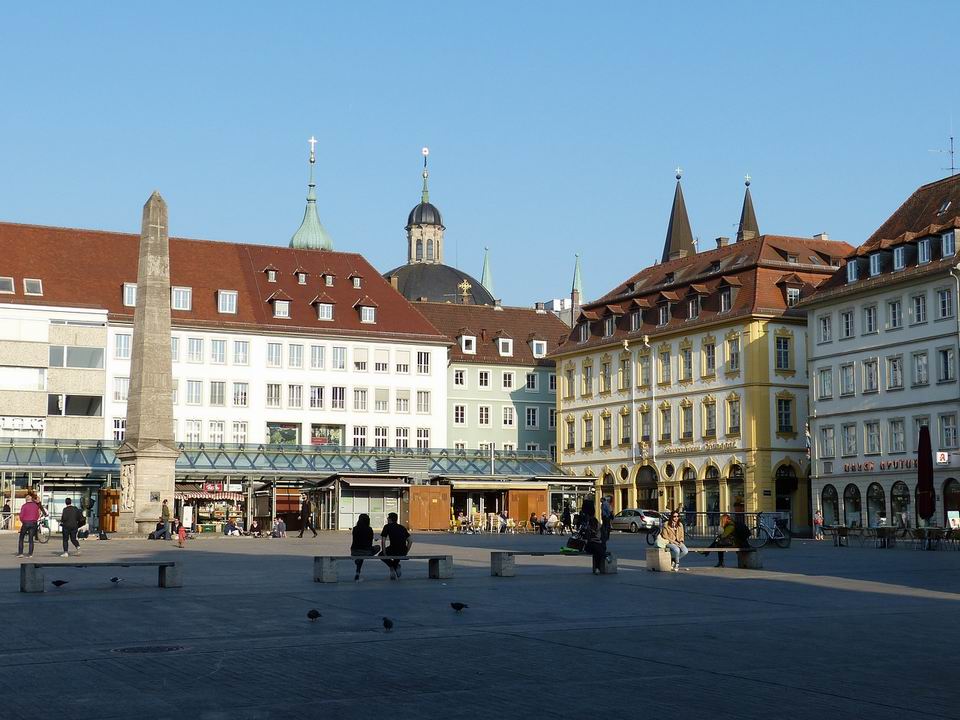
715, 236, 729, 248
389, 274, 399, 290
534, 301, 545, 311
813, 232, 829, 242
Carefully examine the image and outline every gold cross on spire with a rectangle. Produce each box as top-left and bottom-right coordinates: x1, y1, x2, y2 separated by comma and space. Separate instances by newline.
457, 279, 472, 301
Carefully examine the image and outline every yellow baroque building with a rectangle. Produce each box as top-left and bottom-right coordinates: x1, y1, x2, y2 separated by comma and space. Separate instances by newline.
552, 179, 853, 532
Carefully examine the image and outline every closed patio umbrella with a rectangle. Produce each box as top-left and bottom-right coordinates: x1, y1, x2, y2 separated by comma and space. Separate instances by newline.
916, 425, 935, 523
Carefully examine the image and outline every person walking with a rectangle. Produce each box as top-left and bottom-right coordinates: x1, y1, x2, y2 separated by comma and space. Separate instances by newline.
161, 499, 172, 541
661, 510, 689, 571
298, 496, 317, 538
351, 513, 376, 582
1, 499, 10, 530
175, 518, 188, 548
600, 496, 613, 542
561, 504, 572, 534
813, 509, 825, 541
59, 498, 84, 558
17, 492, 42, 558
380, 512, 412, 580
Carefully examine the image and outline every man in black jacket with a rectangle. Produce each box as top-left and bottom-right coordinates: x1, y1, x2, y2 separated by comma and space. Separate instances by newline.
59, 498, 84, 558
297, 496, 317, 538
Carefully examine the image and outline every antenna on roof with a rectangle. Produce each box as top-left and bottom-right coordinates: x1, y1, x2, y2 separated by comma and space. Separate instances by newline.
929, 121, 956, 176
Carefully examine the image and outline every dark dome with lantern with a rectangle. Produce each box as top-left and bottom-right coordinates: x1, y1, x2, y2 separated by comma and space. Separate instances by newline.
407, 201, 444, 228
384, 262, 494, 305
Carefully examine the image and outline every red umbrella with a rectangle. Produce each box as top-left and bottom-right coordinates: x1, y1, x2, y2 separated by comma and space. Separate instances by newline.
916, 425, 935, 522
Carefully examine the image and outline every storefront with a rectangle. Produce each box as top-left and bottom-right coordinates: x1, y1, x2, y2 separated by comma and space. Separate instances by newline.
336, 476, 408, 530
547, 480, 595, 515
175, 483, 246, 533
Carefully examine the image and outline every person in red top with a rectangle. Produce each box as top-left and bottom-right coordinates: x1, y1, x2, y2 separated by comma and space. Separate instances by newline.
17, 492, 43, 558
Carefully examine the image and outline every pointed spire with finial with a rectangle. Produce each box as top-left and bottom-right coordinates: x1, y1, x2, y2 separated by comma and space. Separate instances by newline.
480, 246, 494, 296
290, 136, 334, 251
661, 168, 695, 263
736, 174, 760, 242
421, 146, 430, 204
570, 253, 584, 318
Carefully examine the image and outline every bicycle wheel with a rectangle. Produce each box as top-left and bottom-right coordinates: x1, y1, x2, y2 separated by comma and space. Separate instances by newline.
747, 526, 768, 549
646, 528, 659, 546
36, 524, 50, 544
774, 527, 792, 549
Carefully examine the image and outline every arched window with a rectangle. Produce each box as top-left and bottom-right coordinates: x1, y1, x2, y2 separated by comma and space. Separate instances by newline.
680, 467, 697, 514
866, 483, 886, 527
821, 484, 839, 526
415, 239, 423, 261
891, 481, 911, 529
944, 479, 960, 527
843, 484, 862, 527
775, 465, 798, 514
636, 465, 658, 505
728, 464, 745, 514
704, 466, 720, 522
426, 238, 434, 261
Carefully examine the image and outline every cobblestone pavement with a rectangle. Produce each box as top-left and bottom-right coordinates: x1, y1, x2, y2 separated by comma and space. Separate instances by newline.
1, 531, 957, 719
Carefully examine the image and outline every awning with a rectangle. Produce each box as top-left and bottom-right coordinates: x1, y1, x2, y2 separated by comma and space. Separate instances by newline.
175, 491, 245, 502
449, 480, 549, 491
543, 479, 596, 487
340, 476, 409, 489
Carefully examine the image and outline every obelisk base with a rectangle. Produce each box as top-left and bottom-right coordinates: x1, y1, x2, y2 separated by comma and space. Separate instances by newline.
116, 441, 180, 536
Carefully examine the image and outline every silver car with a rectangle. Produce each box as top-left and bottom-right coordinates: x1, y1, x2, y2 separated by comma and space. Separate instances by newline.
610, 508, 662, 533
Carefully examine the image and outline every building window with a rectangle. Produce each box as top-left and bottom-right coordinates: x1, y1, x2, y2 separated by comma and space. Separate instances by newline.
113, 418, 126, 442
658, 304, 670, 326
479, 370, 490, 388
209, 421, 225, 445
863, 359, 879, 392
453, 369, 466, 387
416, 427, 430, 450
603, 316, 615, 337
913, 352, 929, 386
687, 297, 700, 320
818, 368, 833, 399
846, 261, 858, 283
869, 254, 881, 277
578, 323, 589, 343
888, 300, 902, 329
638, 354, 651, 385
184, 338, 202, 364
619, 412, 631, 444
943, 231, 956, 257
113, 377, 129, 403
209, 381, 226, 406
454, 405, 466, 425
864, 421, 880, 454
532, 340, 547, 358
417, 351, 431, 374
549, 408, 557, 429
775, 336, 791, 371
266, 383, 281, 408
919, 237, 931, 264
123, 283, 137, 307
679, 348, 692, 381
317, 303, 334, 321
703, 401, 717, 437
938, 347, 956, 382
461, 336, 476, 354
839, 363, 855, 395
231, 340, 249, 366
703, 342, 716, 375
186, 380, 202, 406
331, 386, 346, 410
840, 311, 854, 339
266, 269, 277, 283
863, 305, 877, 334
889, 419, 905, 453
583, 416, 594, 449
332, 346, 346, 370
502, 372, 515, 390
360, 306, 376, 324
526, 406, 539, 429
285, 344, 302, 369
353, 388, 368, 411
818, 315, 832, 343
352, 426, 367, 447
47, 394, 102, 417
819, 426, 835, 458
209, 339, 226, 365
218, 290, 238, 314
887, 356, 903, 390
395, 427, 409, 449
938, 288, 954, 319
680, 404, 694, 440
115, 333, 131, 360
582, 364, 593, 395
478, 406, 491, 426
353, 353, 367, 372
232, 421, 248, 444
630, 311, 642, 331
727, 397, 741, 435
23, 278, 42, 295
720, 287, 732, 313
842, 423, 857, 456
776, 398, 793, 434
171, 287, 192, 311
416, 390, 431, 413
497, 339, 513, 357
374, 427, 388, 448
503, 407, 515, 427
352, 276, 362, 289
526, 372, 538, 391
323, 274, 334, 287
185, 420, 201, 444
727, 336, 740, 371
310, 385, 324, 409
658, 351, 671, 383
267, 343, 282, 367
171, 380, 178, 404
310, 345, 325, 369
601, 414, 612, 447
659, 406, 671, 442
940, 414, 958, 449
912, 294, 927, 324
599, 362, 611, 393
273, 300, 290, 318
893, 246, 906, 270
566, 418, 575, 450
640, 408, 651, 440
171, 336, 180, 361
786, 287, 800, 307
233, 382, 248, 407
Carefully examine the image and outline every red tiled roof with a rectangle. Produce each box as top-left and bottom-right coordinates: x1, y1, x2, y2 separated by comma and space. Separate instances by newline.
414, 302, 569, 367
861, 174, 960, 254
0, 221, 446, 342
556, 234, 852, 354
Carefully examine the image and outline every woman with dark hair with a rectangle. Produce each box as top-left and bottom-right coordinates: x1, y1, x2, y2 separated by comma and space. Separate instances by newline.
351, 513, 376, 582
575, 499, 609, 575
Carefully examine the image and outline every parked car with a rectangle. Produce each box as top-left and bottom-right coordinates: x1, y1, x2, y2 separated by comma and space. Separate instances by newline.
610, 508, 662, 533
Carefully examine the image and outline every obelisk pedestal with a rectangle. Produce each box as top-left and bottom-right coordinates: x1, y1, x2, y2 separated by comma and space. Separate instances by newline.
116, 191, 179, 535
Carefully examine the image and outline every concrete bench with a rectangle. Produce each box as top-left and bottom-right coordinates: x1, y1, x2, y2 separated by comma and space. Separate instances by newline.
20, 561, 181, 593
312, 555, 453, 583
490, 551, 617, 577
646, 547, 761, 571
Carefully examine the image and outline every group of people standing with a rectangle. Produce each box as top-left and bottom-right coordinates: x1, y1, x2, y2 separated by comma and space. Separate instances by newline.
13, 492, 87, 558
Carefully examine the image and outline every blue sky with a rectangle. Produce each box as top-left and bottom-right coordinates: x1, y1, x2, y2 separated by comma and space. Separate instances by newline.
1, 2, 957, 306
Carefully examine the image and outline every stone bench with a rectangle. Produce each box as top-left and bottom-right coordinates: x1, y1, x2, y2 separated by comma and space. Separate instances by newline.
20, 561, 181, 593
312, 555, 453, 583
490, 551, 617, 577
645, 547, 762, 571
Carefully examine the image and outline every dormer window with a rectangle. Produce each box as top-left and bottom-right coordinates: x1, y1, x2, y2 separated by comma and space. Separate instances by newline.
709, 262, 720, 273
0, 277, 13, 294
893, 246, 906, 270
687, 296, 700, 320
532, 340, 547, 358
664, 272, 675, 283
273, 300, 290, 319
603, 316, 615, 337
498, 338, 513, 357
943, 231, 956, 258
266, 269, 277, 283
919, 237, 931, 264
869, 253, 881, 277
461, 336, 476, 354
325, 274, 334, 287
296, 272, 307, 285
352, 276, 362, 289
360, 306, 376, 324
846, 261, 858, 284
630, 311, 641, 332
217, 290, 238, 314
171, 286, 192, 311
577, 323, 589, 343
720, 287, 732, 313
123, 283, 137, 307
786, 287, 800, 307
23, 278, 43, 296
787, 254, 799, 264
658, 304, 670, 326
317, 303, 334, 321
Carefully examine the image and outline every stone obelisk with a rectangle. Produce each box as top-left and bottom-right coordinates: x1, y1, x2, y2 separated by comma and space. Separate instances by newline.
116, 191, 179, 535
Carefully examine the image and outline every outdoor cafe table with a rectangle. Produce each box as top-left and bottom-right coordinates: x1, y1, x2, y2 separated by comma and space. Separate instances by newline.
873, 526, 896, 548
917, 527, 946, 550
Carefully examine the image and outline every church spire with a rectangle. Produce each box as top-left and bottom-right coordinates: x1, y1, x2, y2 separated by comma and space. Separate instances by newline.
571, 253, 583, 316
661, 168, 695, 263
480, 246, 494, 297
290, 136, 334, 251
737, 174, 760, 242
421, 146, 430, 204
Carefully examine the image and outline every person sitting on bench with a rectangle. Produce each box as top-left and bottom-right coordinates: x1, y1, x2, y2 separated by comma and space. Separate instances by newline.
575, 499, 608, 575
661, 510, 688, 571
706, 513, 750, 567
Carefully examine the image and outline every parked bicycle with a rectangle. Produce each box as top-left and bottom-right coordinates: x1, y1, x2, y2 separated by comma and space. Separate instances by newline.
645, 512, 670, 545
748, 513, 791, 548
34, 517, 51, 545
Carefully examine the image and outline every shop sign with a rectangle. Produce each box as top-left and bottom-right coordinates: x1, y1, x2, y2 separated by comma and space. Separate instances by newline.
936, 452, 950, 465
203, 482, 223, 492
844, 458, 918, 472
0, 416, 45, 431
661, 440, 737, 455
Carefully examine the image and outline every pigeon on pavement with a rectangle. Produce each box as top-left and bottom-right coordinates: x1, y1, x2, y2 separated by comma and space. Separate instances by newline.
109, 577, 122, 585
450, 602, 468, 613
382, 617, 394, 632
51, 580, 68, 588
307, 609, 321, 622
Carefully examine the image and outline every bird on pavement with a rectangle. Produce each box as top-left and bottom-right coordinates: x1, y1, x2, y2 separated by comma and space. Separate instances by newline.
382, 617, 394, 632
307, 609, 321, 622
450, 602, 468, 613
109, 577, 122, 585
51, 580, 68, 588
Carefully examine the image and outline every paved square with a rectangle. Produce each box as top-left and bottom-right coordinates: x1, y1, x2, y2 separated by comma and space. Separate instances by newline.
2, 531, 957, 719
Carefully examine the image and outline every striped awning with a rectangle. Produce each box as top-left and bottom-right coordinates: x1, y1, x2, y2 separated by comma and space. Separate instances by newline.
175, 491, 245, 502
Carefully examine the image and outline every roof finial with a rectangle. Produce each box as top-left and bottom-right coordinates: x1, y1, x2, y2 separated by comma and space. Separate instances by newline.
675, 167, 683, 181
290, 136, 334, 250
421, 147, 430, 204
744, 173, 751, 187
480, 246, 494, 297
308, 136, 317, 163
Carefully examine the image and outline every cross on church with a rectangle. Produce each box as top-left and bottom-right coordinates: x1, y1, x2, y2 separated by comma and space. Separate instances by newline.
458, 279, 472, 301
308, 136, 317, 161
